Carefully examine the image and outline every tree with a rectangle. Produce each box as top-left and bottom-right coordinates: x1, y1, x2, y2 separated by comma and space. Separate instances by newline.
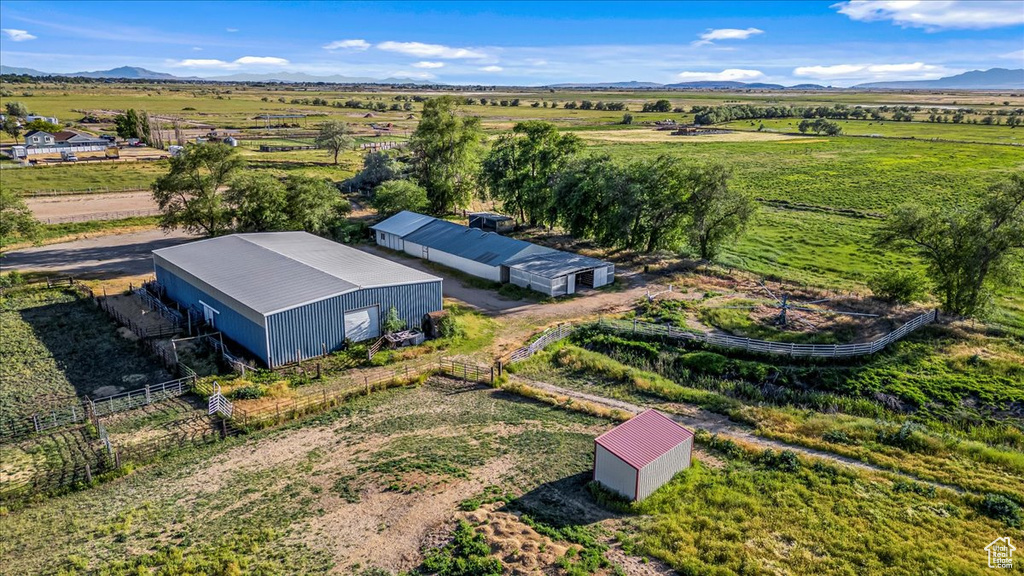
348, 151, 402, 192
875, 173, 1024, 316
224, 173, 288, 232
372, 180, 429, 217
868, 268, 926, 304
621, 113, 633, 125
383, 306, 405, 333
684, 165, 755, 260
152, 143, 245, 236
23, 119, 61, 133
0, 188, 38, 248
2, 116, 22, 141
642, 100, 672, 113
315, 120, 354, 165
114, 109, 150, 142
409, 96, 484, 214
4, 101, 28, 118
480, 121, 582, 227
284, 175, 350, 234
551, 154, 692, 253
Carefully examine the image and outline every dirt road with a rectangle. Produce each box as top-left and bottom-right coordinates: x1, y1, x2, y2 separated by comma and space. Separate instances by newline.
510, 375, 965, 494
26, 191, 159, 223
1, 228, 195, 278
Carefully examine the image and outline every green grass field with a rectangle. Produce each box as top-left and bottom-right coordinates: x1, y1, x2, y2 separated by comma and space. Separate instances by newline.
0, 284, 170, 419
725, 117, 1024, 145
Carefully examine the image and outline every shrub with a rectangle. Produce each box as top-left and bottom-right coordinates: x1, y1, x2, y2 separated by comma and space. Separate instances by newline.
0, 271, 25, 288
228, 383, 266, 400
438, 314, 465, 339
421, 520, 502, 576
757, 449, 801, 472
823, 429, 854, 445
679, 352, 728, 376
978, 493, 1023, 528
868, 268, 927, 304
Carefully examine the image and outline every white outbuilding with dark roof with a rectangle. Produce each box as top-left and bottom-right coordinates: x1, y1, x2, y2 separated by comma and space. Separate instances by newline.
370, 211, 615, 297
152, 231, 442, 368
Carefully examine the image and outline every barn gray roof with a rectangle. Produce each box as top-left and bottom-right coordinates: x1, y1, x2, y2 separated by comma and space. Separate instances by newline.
370, 211, 437, 238
503, 250, 611, 279
152, 232, 440, 316
402, 219, 536, 266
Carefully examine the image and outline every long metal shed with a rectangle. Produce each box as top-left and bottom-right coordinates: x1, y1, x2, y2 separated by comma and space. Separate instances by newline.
370, 211, 616, 294
594, 409, 694, 501
152, 232, 442, 368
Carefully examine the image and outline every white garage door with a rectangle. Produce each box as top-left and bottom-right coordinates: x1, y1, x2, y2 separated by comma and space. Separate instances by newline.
344, 306, 381, 342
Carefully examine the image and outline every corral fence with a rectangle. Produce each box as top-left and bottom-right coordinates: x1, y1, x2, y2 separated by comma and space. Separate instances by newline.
21, 186, 149, 197
597, 310, 938, 358
39, 209, 162, 224
499, 309, 939, 365
0, 376, 198, 442
505, 323, 574, 364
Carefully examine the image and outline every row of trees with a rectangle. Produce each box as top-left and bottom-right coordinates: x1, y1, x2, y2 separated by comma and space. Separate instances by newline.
151, 143, 349, 237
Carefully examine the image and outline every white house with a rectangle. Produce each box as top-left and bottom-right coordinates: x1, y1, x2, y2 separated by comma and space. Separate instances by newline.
24, 130, 56, 147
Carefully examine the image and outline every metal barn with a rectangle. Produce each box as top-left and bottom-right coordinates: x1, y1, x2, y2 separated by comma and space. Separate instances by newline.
370, 211, 615, 293
152, 232, 442, 368
593, 410, 694, 501
503, 251, 615, 297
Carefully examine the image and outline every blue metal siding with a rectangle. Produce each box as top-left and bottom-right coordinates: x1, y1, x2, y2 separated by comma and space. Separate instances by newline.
266, 280, 442, 367
154, 263, 270, 365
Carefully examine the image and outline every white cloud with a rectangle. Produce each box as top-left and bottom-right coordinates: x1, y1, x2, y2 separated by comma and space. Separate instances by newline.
479, 65, 504, 72
169, 56, 289, 69
225, 28, 239, 33
676, 69, 764, 81
192, 46, 203, 51
323, 39, 370, 51
526, 58, 548, 66
794, 61, 945, 79
376, 41, 486, 59
412, 61, 444, 68
1000, 49, 1024, 61
2, 29, 37, 42
692, 27, 764, 46
833, 1, 1024, 30
391, 71, 437, 80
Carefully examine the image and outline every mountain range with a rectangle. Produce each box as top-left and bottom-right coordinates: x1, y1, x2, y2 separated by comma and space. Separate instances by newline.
1, 65, 1020, 90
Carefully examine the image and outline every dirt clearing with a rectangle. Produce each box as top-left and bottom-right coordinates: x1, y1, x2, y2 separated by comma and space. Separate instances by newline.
26, 191, 159, 223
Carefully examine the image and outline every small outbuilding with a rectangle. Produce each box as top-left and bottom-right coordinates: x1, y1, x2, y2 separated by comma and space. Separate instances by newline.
593, 409, 694, 501
468, 212, 515, 233
152, 232, 442, 368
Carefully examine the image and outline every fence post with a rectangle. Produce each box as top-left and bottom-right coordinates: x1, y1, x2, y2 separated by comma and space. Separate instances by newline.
85, 463, 92, 483
145, 385, 151, 404
316, 362, 322, 379
220, 418, 227, 439
490, 366, 494, 385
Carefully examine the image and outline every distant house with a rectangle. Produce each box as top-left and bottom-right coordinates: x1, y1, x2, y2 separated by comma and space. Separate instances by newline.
53, 130, 109, 147
25, 115, 59, 125
593, 409, 694, 501
24, 130, 56, 147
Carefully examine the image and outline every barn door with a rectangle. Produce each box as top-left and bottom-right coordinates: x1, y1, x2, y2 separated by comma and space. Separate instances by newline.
344, 306, 381, 342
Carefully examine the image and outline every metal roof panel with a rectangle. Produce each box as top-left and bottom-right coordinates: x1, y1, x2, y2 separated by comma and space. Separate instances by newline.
595, 410, 694, 470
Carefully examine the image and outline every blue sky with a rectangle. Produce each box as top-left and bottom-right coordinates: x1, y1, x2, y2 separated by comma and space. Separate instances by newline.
1, 1, 1022, 85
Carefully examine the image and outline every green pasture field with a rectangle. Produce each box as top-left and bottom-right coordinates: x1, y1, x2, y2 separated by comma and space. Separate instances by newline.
0, 284, 170, 420
0, 161, 167, 194
725, 117, 1024, 145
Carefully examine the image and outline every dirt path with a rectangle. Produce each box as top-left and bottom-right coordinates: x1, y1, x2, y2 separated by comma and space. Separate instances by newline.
509, 375, 966, 495
1, 228, 195, 278
26, 191, 159, 223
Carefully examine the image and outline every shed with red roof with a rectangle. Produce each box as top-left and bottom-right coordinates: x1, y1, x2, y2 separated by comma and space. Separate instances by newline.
593, 409, 694, 501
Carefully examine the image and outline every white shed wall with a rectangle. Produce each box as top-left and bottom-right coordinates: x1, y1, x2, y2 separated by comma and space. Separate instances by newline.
402, 241, 502, 282
594, 443, 638, 501
636, 436, 693, 501
593, 265, 615, 288
375, 230, 404, 251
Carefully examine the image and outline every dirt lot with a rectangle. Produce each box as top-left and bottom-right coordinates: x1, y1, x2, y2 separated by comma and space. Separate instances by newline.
25, 191, 159, 223
1, 227, 195, 278
1, 382, 653, 574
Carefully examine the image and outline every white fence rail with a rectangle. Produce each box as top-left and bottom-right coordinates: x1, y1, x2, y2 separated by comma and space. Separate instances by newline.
208, 383, 234, 418
504, 310, 938, 364
596, 310, 938, 358
507, 323, 575, 363
89, 376, 197, 418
